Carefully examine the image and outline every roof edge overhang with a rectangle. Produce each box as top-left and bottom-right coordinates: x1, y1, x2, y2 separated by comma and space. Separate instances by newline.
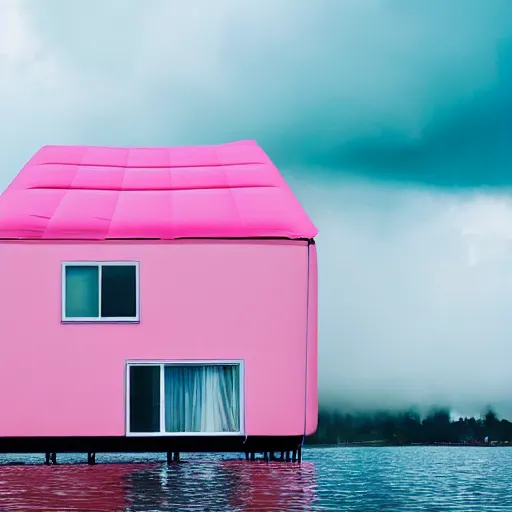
0, 236, 316, 243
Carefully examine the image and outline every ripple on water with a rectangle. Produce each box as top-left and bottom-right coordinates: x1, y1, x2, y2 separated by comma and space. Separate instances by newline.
0, 447, 510, 511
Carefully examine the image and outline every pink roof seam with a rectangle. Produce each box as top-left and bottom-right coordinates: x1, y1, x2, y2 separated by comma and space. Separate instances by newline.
41, 148, 86, 238
106, 149, 130, 238
167, 149, 173, 239
226, 163, 245, 233
25, 185, 279, 192
32, 162, 266, 169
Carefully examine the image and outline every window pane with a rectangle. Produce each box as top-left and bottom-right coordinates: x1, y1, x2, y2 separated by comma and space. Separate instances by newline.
101, 265, 137, 318
165, 365, 240, 433
65, 266, 99, 318
129, 365, 160, 433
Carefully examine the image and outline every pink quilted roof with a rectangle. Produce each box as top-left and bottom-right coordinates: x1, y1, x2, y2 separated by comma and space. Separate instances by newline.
0, 140, 317, 240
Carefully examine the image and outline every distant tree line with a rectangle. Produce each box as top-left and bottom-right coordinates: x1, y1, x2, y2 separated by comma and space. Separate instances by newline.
306, 407, 512, 445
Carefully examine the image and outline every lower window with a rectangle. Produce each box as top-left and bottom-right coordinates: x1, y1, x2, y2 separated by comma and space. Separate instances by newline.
127, 362, 243, 435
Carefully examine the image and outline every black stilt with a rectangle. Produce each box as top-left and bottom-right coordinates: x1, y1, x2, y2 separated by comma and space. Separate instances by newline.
51, 452, 57, 465
245, 451, 249, 461
292, 449, 297, 462
166, 451, 180, 463
297, 446, 302, 463
45, 452, 51, 465
250, 452, 255, 461
87, 452, 96, 465
264, 451, 269, 463
285, 451, 291, 462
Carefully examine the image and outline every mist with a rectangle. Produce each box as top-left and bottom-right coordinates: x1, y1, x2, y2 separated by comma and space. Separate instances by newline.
2, 0, 512, 416
289, 174, 512, 418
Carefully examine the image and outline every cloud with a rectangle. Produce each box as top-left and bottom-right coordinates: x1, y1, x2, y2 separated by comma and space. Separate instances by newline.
328, 40, 512, 187
289, 174, 512, 417
2, 0, 512, 416
0, 0, 80, 182
2, 0, 510, 184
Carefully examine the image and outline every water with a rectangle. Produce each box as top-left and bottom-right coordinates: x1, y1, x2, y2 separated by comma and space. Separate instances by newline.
0, 447, 511, 511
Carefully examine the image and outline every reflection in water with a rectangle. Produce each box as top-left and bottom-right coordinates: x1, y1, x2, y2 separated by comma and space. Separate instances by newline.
126, 460, 317, 511
223, 461, 317, 511
0, 463, 133, 511
0, 456, 318, 511
1, 448, 512, 511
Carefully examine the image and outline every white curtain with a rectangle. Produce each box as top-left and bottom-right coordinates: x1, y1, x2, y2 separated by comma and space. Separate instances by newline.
164, 365, 240, 433
65, 266, 99, 317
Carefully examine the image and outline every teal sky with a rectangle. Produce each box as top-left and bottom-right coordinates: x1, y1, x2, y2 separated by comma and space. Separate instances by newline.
2, 0, 512, 417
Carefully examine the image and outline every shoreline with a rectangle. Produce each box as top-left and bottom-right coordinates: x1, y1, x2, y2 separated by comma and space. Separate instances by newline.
306, 442, 511, 448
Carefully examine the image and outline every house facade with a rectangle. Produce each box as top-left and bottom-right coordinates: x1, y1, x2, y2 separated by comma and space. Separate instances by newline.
0, 141, 318, 455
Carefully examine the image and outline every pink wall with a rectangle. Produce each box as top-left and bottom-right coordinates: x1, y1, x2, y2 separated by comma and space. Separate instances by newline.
305, 243, 318, 435
0, 240, 316, 437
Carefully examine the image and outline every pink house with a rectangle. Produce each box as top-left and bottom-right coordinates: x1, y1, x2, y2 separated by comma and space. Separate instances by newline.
0, 140, 318, 463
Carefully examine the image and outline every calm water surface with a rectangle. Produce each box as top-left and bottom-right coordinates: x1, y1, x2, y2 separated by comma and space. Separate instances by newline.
0, 447, 511, 511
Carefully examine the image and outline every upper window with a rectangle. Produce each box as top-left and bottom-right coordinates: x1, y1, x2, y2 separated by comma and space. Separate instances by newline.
62, 262, 139, 322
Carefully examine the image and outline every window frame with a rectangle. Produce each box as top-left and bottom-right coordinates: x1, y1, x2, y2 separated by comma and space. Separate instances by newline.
125, 360, 245, 437
61, 261, 140, 323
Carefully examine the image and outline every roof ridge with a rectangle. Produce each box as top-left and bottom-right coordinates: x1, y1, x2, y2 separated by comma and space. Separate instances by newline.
38, 139, 258, 151
32, 162, 267, 169
26, 185, 279, 192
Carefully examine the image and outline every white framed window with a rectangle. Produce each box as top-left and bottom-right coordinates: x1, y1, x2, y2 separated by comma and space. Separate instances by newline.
126, 360, 245, 436
62, 261, 140, 322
